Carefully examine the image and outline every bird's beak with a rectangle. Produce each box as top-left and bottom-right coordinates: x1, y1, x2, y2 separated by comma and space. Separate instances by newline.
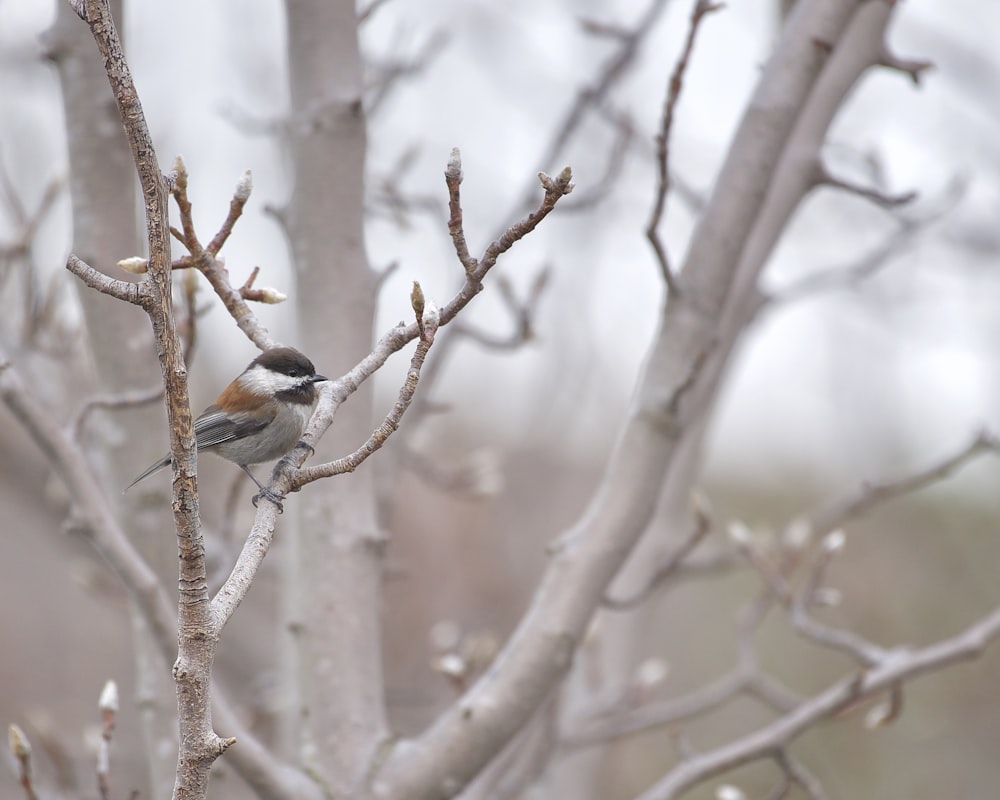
312, 374, 329, 383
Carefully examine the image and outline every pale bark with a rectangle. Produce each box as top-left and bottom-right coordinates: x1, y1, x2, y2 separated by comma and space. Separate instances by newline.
281, 0, 387, 791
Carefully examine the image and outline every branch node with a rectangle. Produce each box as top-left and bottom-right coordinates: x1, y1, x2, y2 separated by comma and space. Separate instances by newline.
878, 50, 933, 85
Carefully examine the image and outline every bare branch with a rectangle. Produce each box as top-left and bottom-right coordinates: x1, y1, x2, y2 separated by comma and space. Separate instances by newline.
508, 0, 673, 220
804, 429, 999, 539
559, 115, 632, 213
169, 161, 276, 350
816, 160, 918, 208
766, 177, 964, 307
603, 494, 712, 610
445, 148, 476, 274
206, 169, 253, 256
66, 254, 149, 307
633, 602, 1000, 799
878, 49, 933, 84
771, 750, 826, 800
646, 0, 722, 293
71, 384, 163, 441
211, 296, 441, 634
789, 531, 888, 665
291, 299, 440, 490
366, 30, 448, 117
358, 0, 392, 24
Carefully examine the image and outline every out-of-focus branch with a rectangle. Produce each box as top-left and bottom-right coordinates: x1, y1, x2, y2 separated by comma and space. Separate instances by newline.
789, 531, 888, 665
764, 177, 964, 307
590, 433, 999, 798
804, 429, 999, 539
463, 696, 560, 800
71, 385, 163, 441
646, 0, 722, 293
358, 0, 392, 24
878, 49, 933, 84
0, 168, 63, 343
366, 30, 448, 117
503, 0, 673, 221
815, 160, 918, 208
370, 3, 862, 795
769, 750, 826, 800
562, 655, 800, 752
633, 601, 1000, 799
602, 494, 712, 610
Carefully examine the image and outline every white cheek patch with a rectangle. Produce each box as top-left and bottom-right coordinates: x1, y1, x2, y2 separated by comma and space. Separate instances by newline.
239, 365, 301, 394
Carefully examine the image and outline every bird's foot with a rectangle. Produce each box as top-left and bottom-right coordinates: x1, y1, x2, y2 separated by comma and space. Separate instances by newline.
296, 439, 315, 456
251, 487, 285, 513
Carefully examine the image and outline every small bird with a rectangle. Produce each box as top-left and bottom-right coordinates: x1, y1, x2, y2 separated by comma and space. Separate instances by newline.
126, 346, 328, 508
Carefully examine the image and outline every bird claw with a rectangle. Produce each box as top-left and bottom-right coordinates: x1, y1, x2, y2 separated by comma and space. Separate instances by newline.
296, 439, 315, 456
251, 487, 285, 513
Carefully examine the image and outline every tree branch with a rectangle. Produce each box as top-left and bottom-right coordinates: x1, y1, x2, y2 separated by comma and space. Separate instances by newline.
370, 3, 863, 795
645, 0, 722, 293
633, 601, 1000, 799
66, 254, 150, 308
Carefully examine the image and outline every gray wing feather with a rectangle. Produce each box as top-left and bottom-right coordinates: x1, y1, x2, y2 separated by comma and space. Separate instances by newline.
124, 405, 273, 493
193, 406, 270, 449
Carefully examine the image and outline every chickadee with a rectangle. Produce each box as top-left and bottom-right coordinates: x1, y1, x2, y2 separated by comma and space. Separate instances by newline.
126, 346, 328, 507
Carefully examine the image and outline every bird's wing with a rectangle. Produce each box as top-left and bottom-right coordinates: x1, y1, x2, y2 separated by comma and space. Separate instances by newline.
194, 404, 273, 449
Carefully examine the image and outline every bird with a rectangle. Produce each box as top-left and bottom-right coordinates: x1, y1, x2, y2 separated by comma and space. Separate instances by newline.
125, 346, 327, 509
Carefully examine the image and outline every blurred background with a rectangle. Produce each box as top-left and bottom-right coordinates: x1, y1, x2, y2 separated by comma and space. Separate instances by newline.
2, 0, 1000, 797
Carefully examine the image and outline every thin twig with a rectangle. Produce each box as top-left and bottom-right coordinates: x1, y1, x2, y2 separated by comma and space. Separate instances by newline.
772, 750, 826, 800
71, 385, 164, 441
805, 429, 999, 540
646, 0, 722, 293
816, 160, 917, 209
765, 178, 965, 306
790, 532, 888, 666
169, 160, 275, 349
505, 0, 673, 223
67, 254, 150, 308
291, 299, 440, 490
445, 149, 476, 273
634, 600, 1000, 800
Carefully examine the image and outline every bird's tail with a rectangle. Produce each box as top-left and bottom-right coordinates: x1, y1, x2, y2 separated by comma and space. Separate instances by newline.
123, 457, 171, 494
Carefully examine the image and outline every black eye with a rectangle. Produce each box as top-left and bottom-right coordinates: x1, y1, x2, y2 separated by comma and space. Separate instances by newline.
287, 367, 302, 377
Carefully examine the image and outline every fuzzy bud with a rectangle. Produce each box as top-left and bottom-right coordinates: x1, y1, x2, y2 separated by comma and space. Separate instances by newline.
434, 653, 466, 681
234, 169, 253, 202
172, 154, 188, 180
422, 300, 440, 329
823, 529, 846, 554
117, 256, 148, 274
98, 680, 119, 713
411, 281, 425, 319
727, 520, 753, 547
257, 287, 287, 304
8, 724, 30, 759
634, 657, 669, 692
